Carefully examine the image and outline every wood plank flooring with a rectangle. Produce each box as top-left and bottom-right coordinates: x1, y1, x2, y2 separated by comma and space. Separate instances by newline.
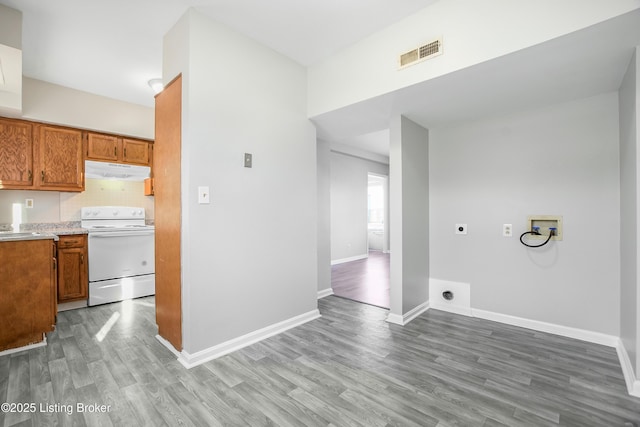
331, 251, 390, 308
1, 295, 639, 426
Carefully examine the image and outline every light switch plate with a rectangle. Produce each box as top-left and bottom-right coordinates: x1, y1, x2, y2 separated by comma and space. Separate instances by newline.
198, 186, 210, 204
244, 153, 252, 168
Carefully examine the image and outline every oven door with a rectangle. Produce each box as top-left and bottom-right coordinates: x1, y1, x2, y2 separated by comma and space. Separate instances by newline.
88, 231, 155, 282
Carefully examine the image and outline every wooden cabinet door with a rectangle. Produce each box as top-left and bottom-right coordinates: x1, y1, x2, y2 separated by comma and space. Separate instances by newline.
57, 235, 88, 303
122, 138, 150, 165
0, 118, 33, 188
86, 132, 120, 162
51, 241, 57, 323
0, 239, 55, 352
36, 125, 84, 191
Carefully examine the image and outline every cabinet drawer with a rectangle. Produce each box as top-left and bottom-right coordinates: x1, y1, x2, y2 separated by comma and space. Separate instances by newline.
57, 235, 86, 248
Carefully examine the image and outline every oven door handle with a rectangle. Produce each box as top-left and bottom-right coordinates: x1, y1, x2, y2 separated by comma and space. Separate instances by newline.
90, 231, 155, 238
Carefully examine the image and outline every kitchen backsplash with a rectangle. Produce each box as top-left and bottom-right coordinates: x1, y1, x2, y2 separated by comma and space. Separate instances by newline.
0, 179, 154, 224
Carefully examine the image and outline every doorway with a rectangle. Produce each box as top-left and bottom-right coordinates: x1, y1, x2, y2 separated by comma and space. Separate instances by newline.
367, 173, 388, 253
331, 173, 390, 308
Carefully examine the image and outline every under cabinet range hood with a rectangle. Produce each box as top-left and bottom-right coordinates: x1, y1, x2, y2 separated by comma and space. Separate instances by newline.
85, 160, 150, 181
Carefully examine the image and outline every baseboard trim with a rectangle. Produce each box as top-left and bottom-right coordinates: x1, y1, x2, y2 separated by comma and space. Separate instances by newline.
177, 309, 321, 369
386, 313, 404, 325
616, 339, 640, 398
0, 337, 47, 357
430, 303, 472, 317
317, 288, 334, 299
442, 305, 637, 398
386, 301, 430, 326
155, 334, 182, 358
471, 308, 619, 347
331, 254, 368, 265
57, 299, 88, 312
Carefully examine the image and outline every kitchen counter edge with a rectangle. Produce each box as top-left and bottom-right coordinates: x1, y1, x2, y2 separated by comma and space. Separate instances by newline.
0, 224, 87, 242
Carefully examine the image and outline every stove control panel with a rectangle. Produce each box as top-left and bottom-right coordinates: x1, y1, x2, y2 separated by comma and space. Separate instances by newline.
81, 206, 146, 220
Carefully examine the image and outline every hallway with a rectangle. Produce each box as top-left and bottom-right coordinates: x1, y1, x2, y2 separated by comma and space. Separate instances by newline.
331, 251, 390, 308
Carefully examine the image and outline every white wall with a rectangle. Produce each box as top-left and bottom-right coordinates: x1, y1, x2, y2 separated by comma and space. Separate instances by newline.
22, 78, 154, 139
0, 5, 21, 115
430, 92, 620, 335
0, 179, 153, 224
308, 0, 638, 117
389, 116, 429, 317
317, 139, 332, 294
0, 190, 59, 224
330, 151, 388, 262
619, 47, 639, 376
0, 4, 21, 49
164, 10, 318, 354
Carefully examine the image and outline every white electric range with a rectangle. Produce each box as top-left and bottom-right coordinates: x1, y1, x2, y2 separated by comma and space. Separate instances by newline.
81, 206, 155, 306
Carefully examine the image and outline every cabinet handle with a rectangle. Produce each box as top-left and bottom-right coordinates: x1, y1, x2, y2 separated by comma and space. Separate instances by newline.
41, 171, 45, 182
81, 254, 84, 264
115, 147, 117, 156
124, 148, 127, 157
53, 258, 57, 270
28, 170, 32, 181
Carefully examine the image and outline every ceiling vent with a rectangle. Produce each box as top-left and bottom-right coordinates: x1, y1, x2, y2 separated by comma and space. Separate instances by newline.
399, 38, 442, 69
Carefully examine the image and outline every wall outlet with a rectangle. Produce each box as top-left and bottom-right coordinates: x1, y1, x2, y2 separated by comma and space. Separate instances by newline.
503, 223, 512, 237
244, 153, 253, 168
455, 224, 467, 235
25, 199, 34, 209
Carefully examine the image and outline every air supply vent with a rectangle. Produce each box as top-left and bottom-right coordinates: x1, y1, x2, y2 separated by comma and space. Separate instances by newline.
399, 38, 442, 69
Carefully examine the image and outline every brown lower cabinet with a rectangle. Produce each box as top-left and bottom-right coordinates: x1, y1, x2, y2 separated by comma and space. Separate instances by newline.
57, 234, 88, 303
0, 239, 56, 352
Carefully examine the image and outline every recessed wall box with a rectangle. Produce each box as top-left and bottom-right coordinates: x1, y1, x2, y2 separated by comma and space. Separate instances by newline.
527, 215, 562, 241
455, 224, 467, 235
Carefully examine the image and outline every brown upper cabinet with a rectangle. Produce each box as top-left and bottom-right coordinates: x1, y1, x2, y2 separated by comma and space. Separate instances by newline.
35, 124, 84, 191
0, 117, 33, 187
1, 116, 153, 192
0, 118, 84, 192
86, 132, 152, 166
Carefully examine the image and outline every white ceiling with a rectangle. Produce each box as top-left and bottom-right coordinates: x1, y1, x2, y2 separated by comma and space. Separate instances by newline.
313, 9, 640, 144
0, 0, 438, 108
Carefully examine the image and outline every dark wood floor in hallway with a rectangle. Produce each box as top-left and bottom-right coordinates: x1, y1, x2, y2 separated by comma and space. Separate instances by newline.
1, 295, 639, 426
331, 251, 390, 308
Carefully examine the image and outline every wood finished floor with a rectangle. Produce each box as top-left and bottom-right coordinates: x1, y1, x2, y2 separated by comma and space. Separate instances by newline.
1, 295, 639, 426
331, 251, 390, 308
